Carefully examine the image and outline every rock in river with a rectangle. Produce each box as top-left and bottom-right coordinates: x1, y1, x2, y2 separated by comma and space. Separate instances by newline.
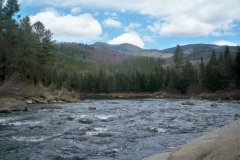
89, 106, 96, 110
0, 98, 27, 113
182, 100, 194, 105
211, 103, 217, 107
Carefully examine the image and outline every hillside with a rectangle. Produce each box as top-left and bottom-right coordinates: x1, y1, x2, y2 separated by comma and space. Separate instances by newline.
93, 42, 238, 60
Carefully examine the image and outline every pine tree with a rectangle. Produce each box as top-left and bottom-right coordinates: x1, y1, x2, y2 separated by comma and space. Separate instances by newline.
173, 45, 185, 70
203, 50, 223, 92
198, 57, 205, 87
233, 46, 240, 86
178, 59, 195, 93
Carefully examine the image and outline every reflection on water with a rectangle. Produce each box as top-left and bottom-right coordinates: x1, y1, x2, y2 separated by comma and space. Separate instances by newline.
0, 99, 239, 160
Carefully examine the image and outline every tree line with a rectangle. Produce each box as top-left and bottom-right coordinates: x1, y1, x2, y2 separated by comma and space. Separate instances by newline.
0, 0, 55, 93
1, 0, 240, 95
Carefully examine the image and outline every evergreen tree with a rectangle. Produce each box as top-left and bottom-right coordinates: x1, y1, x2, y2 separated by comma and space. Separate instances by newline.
173, 45, 185, 70
178, 59, 195, 93
233, 46, 240, 86
222, 45, 233, 84
198, 57, 205, 86
203, 50, 223, 92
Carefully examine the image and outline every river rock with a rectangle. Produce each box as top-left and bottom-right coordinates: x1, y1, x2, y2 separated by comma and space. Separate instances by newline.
231, 100, 240, 103
41, 92, 53, 100
0, 98, 27, 112
32, 98, 48, 104
89, 106, 96, 110
26, 100, 33, 104
211, 103, 217, 107
143, 120, 240, 160
234, 114, 240, 118
0, 108, 11, 113
84, 99, 91, 103
182, 101, 194, 105
11, 103, 28, 111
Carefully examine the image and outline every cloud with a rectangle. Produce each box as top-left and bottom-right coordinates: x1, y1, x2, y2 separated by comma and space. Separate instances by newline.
71, 7, 81, 14
102, 18, 121, 28
143, 35, 155, 43
30, 9, 102, 42
108, 32, 145, 48
214, 40, 238, 46
21, 0, 240, 37
125, 22, 141, 32
104, 12, 118, 17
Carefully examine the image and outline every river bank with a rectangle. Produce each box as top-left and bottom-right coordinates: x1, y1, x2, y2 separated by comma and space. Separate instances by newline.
1, 83, 240, 112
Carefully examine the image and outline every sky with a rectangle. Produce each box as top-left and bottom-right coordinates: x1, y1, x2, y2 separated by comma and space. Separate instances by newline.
17, 0, 240, 50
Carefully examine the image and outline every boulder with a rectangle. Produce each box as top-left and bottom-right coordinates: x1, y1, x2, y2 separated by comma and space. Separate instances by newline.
84, 99, 91, 103
182, 101, 194, 105
41, 92, 53, 100
231, 100, 240, 103
0, 108, 11, 113
0, 98, 27, 112
234, 114, 240, 118
10, 103, 28, 111
143, 120, 240, 160
88, 106, 96, 110
211, 103, 218, 107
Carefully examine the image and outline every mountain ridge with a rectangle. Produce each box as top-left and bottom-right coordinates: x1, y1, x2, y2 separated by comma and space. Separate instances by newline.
92, 42, 238, 60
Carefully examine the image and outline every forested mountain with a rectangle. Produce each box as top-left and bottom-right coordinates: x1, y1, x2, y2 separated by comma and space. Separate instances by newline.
93, 42, 238, 60
1, 0, 240, 95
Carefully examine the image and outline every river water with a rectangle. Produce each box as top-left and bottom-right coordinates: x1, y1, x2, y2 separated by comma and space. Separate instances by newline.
0, 99, 239, 160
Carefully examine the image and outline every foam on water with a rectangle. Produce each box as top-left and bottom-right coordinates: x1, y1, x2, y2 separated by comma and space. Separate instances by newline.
12, 134, 61, 142
8, 120, 43, 126
0, 117, 19, 124
86, 127, 108, 136
95, 115, 115, 120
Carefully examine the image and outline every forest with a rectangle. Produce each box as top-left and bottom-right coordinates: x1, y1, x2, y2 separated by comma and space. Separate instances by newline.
1, 0, 240, 95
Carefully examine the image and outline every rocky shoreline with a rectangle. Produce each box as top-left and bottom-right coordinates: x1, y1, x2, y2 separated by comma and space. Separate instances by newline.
1, 89, 240, 113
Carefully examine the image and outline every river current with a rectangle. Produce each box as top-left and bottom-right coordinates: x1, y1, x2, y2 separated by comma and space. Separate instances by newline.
0, 99, 239, 160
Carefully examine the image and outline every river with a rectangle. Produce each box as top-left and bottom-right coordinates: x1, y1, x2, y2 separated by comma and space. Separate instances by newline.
0, 99, 239, 160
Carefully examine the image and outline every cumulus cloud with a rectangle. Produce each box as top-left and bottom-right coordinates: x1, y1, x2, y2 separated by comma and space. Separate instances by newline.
102, 18, 121, 28
21, 0, 240, 37
30, 9, 102, 42
214, 40, 238, 46
108, 32, 145, 48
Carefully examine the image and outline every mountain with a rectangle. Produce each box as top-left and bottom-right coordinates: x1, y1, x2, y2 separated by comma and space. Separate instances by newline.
93, 42, 143, 54
93, 42, 238, 60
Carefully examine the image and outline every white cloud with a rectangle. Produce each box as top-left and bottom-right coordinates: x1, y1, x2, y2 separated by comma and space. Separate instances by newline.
108, 32, 145, 48
102, 18, 121, 28
30, 9, 102, 42
20, 0, 240, 37
125, 22, 141, 32
71, 7, 81, 14
104, 12, 118, 17
214, 40, 238, 46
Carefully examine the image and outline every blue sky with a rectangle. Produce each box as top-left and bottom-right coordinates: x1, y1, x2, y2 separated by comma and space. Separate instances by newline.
17, 0, 240, 50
